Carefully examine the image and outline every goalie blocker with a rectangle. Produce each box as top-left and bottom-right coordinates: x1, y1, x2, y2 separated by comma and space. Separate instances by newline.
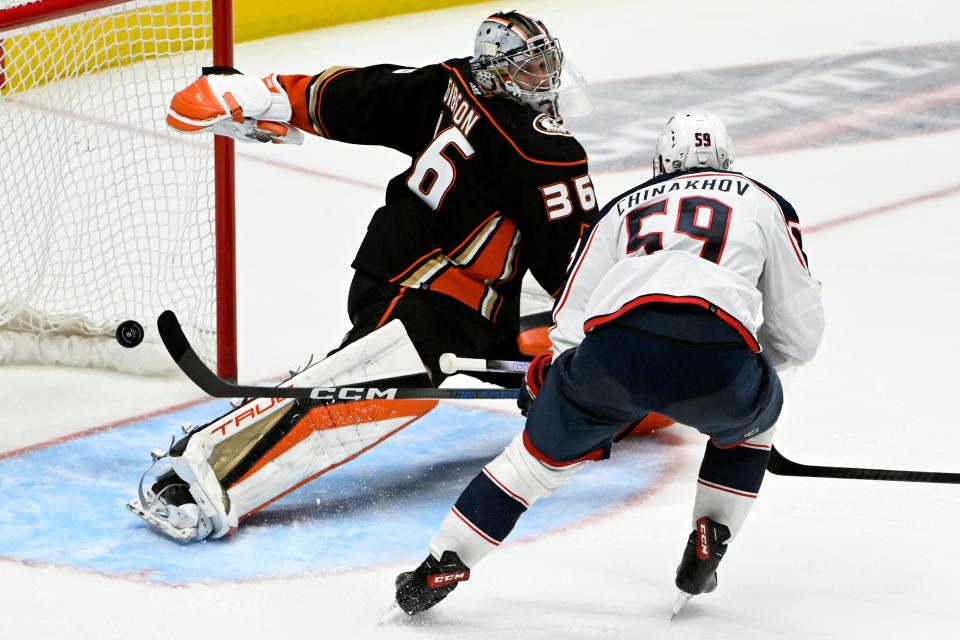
127, 319, 438, 541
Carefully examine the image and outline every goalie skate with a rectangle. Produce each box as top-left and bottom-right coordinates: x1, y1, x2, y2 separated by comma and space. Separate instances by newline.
126, 467, 214, 542
126, 497, 211, 542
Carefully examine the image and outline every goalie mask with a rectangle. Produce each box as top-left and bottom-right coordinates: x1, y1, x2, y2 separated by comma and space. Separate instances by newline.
653, 113, 734, 176
471, 11, 591, 120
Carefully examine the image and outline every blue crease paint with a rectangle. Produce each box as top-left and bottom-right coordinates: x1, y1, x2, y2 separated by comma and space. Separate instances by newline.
0, 402, 670, 583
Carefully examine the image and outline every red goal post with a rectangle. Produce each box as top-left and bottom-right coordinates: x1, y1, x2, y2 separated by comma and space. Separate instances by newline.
0, 0, 237, 379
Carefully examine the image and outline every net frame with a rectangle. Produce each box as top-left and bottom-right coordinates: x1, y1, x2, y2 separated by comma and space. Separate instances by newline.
0, 0, 236, 379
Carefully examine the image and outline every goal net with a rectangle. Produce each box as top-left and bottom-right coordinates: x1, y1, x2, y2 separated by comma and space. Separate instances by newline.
0, 0, 236, 376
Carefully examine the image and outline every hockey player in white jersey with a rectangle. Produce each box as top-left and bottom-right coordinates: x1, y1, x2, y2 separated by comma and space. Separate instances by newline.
385, 113, 825, 620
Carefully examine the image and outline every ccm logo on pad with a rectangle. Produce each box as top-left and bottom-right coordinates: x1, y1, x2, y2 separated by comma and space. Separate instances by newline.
427, 571, 470, 588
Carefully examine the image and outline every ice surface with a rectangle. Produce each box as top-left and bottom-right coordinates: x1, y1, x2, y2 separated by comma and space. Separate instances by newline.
1, 0, 959, 637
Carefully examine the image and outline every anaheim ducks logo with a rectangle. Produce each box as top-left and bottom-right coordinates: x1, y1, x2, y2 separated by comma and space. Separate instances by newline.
533, 113, 571, 137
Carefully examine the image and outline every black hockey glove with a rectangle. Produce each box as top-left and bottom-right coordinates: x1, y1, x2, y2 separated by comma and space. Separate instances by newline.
517, 353, 552, 416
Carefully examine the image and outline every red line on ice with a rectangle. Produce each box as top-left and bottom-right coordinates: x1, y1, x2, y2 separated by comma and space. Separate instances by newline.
0, 396, 211, 460
805, 182, 960, 233
737, 81, 960, 157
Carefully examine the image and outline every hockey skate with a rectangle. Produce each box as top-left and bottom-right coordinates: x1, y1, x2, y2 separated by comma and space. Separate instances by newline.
127, 464, 214, 542
380, 551, 471, 623
671, 516, 731, 619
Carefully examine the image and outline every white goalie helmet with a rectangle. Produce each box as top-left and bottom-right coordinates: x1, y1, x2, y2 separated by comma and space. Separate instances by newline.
471, 11, 590, 119
653, 112, 734, 176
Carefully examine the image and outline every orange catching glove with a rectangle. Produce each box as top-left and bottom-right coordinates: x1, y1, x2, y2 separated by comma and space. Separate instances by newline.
166, 67, 303, 144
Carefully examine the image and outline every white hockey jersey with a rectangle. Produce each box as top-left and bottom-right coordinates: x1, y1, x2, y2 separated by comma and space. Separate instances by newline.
550, 170, 824, 370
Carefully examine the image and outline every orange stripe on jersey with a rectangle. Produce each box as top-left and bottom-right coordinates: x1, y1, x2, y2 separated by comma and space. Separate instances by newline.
384, 216, 518, 318
389, 247, 442, 283
429, 219, 519, 318
460, 218, 518, 280
230, 399, 438, 489
441, 63, 587, 167
448, 210, 501, 258
488, 292, 506, 323
277, 73, 315, 134
429, 269, 488, 310
375, 288, 406, 329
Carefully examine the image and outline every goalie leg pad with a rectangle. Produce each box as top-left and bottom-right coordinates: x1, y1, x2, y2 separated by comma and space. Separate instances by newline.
129, 320, 434, 541
220, 395, 438, 518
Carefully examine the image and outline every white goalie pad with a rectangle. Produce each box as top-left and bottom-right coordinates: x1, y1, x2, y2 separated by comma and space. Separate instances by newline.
129, 320, 437, 541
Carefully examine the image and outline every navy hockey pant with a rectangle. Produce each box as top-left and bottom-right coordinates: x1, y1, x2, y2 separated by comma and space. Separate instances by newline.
440, 308, 783, 557
524, 313, 783, 464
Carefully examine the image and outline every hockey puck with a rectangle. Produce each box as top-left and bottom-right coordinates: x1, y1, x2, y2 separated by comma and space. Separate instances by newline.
116, 320, 145, 348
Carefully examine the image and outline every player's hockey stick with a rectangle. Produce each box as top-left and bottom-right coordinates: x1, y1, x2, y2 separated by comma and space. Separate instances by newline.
767, 446, 960, 484
424, 354, 960, 484
157, 310, 518, 402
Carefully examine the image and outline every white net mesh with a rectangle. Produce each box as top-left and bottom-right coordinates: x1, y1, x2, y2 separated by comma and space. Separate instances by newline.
0, 0, 222, 374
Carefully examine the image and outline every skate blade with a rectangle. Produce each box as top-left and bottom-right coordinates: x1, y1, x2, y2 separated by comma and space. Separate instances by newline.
670, 592, 693, 620
378, 602, 406, 626
126, 499, 196, 542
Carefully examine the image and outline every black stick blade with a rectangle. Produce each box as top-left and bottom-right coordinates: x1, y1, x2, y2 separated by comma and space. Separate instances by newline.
157, 309, 189, 364
158, 309, 237, 396
768, 446, 960, 484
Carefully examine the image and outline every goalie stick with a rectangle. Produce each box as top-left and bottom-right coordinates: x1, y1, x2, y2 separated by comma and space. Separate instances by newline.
767, 446, 960, 484
157, 310, 518, 401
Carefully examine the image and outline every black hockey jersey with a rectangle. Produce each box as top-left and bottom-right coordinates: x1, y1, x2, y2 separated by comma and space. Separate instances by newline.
280, 57, 595, 332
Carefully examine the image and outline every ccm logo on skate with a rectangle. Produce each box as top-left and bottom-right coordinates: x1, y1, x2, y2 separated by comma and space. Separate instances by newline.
308, 387, 398, 401
697, 522, 710, 560
427, 571, 470, 588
